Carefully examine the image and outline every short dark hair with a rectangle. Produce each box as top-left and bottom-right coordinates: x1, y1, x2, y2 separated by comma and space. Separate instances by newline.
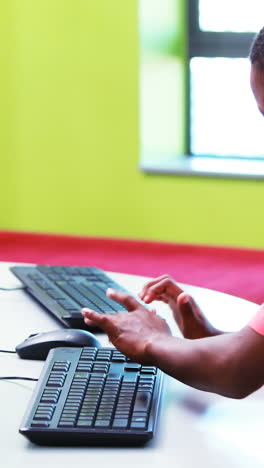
249, 27, 264, 65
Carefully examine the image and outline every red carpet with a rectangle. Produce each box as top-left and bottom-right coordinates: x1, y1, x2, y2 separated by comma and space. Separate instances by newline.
0, 230, 263, 304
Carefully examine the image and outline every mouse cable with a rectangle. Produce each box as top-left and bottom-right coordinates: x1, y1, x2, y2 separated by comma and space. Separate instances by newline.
0, 349, 38, 381
0, 286, 25, 290
0, 376, 38, 382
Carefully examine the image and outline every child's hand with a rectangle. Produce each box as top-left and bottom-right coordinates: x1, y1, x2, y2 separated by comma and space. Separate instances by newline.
139, 275, 221, 339
82, 289, 172, 364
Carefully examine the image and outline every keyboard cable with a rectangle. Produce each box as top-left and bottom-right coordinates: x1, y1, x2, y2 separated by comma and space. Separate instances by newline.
0, 376, 38, 381
0, 350, 38, 381
0, 288, 37, 381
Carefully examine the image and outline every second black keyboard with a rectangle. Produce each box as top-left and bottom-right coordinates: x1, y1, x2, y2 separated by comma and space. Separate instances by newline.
10, 265, 142, 330
19, 346, 163, 446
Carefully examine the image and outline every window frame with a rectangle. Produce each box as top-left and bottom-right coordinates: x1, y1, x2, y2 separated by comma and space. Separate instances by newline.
188, 0, 255, 58
187, 0, 256, 156
140, 0, 264, 178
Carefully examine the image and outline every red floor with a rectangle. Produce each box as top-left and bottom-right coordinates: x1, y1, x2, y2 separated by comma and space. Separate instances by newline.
1, 230, 263, 304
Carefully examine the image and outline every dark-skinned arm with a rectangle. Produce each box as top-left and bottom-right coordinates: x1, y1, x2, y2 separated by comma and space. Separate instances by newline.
82, 289, 264, 399
146, 326, 264, 399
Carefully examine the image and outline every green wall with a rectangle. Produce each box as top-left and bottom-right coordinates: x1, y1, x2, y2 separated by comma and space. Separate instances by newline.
0, 0, 264, 248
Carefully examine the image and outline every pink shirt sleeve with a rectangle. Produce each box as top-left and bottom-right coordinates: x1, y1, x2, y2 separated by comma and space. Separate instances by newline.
248, 304, 264, 336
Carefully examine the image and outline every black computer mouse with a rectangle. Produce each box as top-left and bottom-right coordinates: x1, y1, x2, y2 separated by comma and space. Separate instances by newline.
16, 329, 102, 360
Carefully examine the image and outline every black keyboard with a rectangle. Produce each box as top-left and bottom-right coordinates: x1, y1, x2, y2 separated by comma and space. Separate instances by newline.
19, 347, 163, 446
10, 265, 142, 330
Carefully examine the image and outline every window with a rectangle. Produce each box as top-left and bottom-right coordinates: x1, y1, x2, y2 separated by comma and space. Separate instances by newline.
188, 0, 264, 158
140, 0, 264, 177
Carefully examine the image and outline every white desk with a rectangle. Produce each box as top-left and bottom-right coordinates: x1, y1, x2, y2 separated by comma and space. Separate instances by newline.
0, 262, 263, 468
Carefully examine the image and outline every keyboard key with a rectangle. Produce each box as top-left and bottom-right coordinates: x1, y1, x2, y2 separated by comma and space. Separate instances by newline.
112, 418, 128, 428
133, 390, 152, 413
130, 421, 147, 430
124, 363, 141, 371
76, 419, 94, 427
31, 422, 50, 428
57, 299, 79, 311
95, 420, 111, 428
46, 288, 66, 300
